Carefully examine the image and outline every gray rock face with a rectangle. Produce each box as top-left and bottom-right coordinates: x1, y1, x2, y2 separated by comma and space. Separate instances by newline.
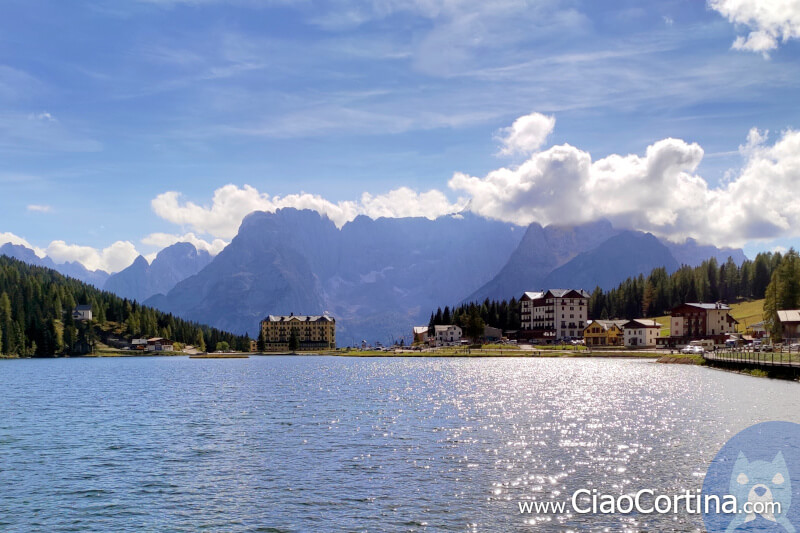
465, 219, 621, 301
665, 238, 747, 267
104, 242, 211, 302
140, 209, 748, 344
541, 231, 680, 291
145, 209, 524, 343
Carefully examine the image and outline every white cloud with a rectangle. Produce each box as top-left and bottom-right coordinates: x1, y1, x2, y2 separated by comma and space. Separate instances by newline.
1, 231, 140, 271
141, 232, 229, 256
709, 0, 800, 55
0, 232, 46, 257
45, 240, 139, 273
149, 116, 800, 250
26, 204, 51, 213
496, 112, 556, 156
449, 119, 800, 248
151, 185, 467, 238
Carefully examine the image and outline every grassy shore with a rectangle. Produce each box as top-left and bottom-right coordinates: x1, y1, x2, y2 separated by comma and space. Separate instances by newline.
656, 354, 706, 365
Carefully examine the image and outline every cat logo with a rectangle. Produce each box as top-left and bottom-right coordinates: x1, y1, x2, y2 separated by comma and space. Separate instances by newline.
703, 421, 799, 533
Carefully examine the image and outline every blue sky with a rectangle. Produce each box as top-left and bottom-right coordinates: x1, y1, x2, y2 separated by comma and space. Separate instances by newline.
2, 0, 800, 271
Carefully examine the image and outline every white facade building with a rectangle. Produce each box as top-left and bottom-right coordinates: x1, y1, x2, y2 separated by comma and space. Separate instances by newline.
521, 289, 590, 340
72, 304, 92, 321
623, 319, 661, 348
433, 325, 462, 346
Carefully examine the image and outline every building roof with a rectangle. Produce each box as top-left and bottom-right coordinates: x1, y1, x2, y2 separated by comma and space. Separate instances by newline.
264, 314, 335, 323
413, 326, 429, 335
74, 304, 92, 311
675, 302, 731, 311
584, 319, 627, 331
434, 325, 460, 333
521, 291, 544, 300
546, 289, 591, 298
624, 319, 661, 329
777, 310, 800, 323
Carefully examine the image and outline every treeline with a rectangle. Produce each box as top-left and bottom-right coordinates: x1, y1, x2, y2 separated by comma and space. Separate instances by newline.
0, 255, 250, 357
764, 249, 800, 340
428, 298, 522, 338
589, 253, 781, 320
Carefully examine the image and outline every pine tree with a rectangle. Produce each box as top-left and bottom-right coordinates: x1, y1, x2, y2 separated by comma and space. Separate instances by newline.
197, 330, 206, 352
257, 328, 266, 352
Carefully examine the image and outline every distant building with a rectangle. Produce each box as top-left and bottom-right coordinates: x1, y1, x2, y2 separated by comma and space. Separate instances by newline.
623, 319, 661, 348
260, 314, 336, 351
146, 337, 174, 352
777, 310, 800, 342
250, 339, 258, 352
413, 326, 430, 345
669, 302, 737, 344
131, 338, 148, 350
520, 289, 590, 341
749, 320, 768, 339
583, 320, 626, 346
433, 325, 462, 346
483, 325, 503, 343
72, 304, 92, 321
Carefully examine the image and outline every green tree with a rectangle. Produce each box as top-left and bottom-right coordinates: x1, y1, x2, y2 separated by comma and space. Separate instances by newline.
196, 330, 206, 352
257, 328, 266, 352
288, 329, 300, 352
215, 341, 230, 352
465, 308, 485, 341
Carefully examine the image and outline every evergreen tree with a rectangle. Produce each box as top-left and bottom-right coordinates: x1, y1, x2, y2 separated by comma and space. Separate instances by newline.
257, 328, 266, 352
288, 330, 299, 352
197, 330, 206, 352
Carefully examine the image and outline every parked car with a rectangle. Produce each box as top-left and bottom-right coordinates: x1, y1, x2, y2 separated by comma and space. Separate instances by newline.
681, 345, 704, 355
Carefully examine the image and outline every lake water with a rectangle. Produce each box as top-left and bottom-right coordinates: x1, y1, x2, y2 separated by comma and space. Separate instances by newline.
1, 356, 798, 532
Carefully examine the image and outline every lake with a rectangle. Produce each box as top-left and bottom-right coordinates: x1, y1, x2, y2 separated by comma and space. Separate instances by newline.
1, 356, 798, 531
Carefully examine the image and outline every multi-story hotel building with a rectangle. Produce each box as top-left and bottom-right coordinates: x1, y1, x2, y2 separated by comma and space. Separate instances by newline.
669, 303, 736, 342
260, 314, 336, 351
520, 289, 590, 340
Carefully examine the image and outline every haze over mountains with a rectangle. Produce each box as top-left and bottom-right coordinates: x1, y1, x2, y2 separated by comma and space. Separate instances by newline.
104, 242, 212, 302
142, 209, 744, 344
0, 243, 110, 287
1, 209, 747, 343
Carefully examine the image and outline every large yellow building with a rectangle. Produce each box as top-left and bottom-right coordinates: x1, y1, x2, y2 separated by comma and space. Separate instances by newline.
260, 314, 336, 351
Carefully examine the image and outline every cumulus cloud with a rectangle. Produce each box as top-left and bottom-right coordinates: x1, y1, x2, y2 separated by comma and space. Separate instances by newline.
141, 232, 229, 256
151, 185, 467, 238
0, 231, 141, 272
147, 112, 800, 250
709, 0, 800, 55
45, 240, 139, 273
0, 232, 46, 256
449, 123, 800, 248
26, 204, 51, 213
496, 112, 556, 156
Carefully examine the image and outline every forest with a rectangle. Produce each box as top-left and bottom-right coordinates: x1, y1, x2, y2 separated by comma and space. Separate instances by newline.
0, 256, 250, 357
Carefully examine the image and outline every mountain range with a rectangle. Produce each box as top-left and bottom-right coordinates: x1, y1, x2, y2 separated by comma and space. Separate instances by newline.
103, 242, 212, 302
145, 209, 745, 343
1, 210, 747, 344
0, 243, 109, 287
